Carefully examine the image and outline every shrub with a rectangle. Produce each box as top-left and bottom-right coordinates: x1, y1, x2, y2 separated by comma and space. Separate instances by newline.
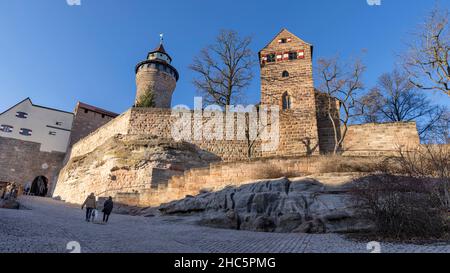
393, 145, 450, 209
317, 155, 383, 173
135, 89, 155, 108
351, 174, 448, 240
256, 164, 303, 180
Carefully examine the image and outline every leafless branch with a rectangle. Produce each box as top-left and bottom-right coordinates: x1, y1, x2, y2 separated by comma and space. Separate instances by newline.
190, 30, 255, 107
359, 69, 449, 143
403, 6, 450, 96
315, 57, 366, 154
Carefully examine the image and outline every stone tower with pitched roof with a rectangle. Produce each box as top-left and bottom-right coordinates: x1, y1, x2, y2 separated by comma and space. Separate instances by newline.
259, 28, 320, 155
259, 28, 316, 112
135, 41, 179, 108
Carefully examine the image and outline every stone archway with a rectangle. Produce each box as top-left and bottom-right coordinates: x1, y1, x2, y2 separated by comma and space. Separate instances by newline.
30, 176, 48, 197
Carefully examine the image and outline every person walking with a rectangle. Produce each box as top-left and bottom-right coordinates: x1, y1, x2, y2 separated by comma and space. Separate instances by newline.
81, 193, 96, 222
102, 196, 114, 223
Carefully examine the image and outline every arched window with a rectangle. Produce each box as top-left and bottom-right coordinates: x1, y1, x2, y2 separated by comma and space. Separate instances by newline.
282, 71, 289, 77
282, 92, 291, 110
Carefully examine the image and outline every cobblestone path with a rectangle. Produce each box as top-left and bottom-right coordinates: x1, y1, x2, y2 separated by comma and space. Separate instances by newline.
0, 196, 448, 253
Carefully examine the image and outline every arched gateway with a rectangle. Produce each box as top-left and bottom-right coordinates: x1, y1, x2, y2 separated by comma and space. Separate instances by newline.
30, 176, 48, 197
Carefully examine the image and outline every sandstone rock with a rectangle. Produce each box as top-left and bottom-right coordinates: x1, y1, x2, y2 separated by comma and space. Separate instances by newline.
199, 211, 239, 230
158, 177, 373, 234
293, 219, 326, 234
275, 213, 303, 233
253, 216, 277, 232
53, 134, 220, 206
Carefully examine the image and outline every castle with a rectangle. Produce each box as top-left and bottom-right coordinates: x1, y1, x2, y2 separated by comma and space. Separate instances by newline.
0, 29, 420, 205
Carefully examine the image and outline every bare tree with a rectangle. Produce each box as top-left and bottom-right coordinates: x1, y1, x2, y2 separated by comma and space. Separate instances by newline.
316, 57, 366, 154
245, 118, 261, 159
427, 110, 450, 144
404, 6, 450, 96
358, 87, 383, 123
359, 70, 449, 142
395, 144, 450, 209
244, 106, 272, 159
190, 30, 255, 107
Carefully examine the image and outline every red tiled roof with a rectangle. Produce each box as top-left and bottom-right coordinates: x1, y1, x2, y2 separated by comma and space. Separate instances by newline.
76, 102, 119, 117
153, 43, 167, 54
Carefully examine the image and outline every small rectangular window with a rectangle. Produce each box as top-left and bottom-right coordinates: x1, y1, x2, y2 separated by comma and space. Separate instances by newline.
49, 131, 56, 136
266, 54, 276, 63
0, 125, 13, 133
84, 109, 89, 114
19, 128, 32, 136
56, 121, 62, 126
16, 112, 28, 119
289, 52, 298, 60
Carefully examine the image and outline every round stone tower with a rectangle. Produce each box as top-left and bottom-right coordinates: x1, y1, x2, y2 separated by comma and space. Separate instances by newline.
135, 41, 179, 108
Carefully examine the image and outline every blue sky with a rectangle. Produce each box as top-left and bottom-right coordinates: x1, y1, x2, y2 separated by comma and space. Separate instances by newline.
0, 0, 449, 114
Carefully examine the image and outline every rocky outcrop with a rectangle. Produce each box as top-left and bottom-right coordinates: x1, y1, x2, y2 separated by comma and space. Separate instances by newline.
53, 134, 220, 205
158, 177, 373, 234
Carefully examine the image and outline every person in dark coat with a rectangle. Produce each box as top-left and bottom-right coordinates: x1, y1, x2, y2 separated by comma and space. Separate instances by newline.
102, 196, 114, 223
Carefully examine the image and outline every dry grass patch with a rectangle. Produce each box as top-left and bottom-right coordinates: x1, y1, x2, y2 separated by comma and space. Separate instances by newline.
316, 155, 384, 173
254, 164, 305, 180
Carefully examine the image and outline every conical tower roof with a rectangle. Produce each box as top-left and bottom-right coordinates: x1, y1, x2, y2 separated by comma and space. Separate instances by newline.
147, 42, 172, 63
153, 43, 167, 54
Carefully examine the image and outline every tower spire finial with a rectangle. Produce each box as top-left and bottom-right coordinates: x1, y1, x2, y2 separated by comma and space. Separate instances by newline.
159, 33, 164, 45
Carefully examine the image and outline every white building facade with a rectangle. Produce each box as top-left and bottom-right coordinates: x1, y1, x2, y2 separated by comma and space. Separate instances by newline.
0, 98, 73, 153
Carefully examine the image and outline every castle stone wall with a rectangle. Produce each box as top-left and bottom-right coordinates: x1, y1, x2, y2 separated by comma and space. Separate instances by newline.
343, 122, 420, 156
115, 156, 379, 208
127, 108, 320, 160
69, 104, 118, 147
261, 110, 320, 157
127, 108, 172, 136
0, 137, 65, 194
65, 107, 422, 165
67, 108, 253, 162
114, 157, 325, 207
128, 108, 256, 161
70, 110, 131, 158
